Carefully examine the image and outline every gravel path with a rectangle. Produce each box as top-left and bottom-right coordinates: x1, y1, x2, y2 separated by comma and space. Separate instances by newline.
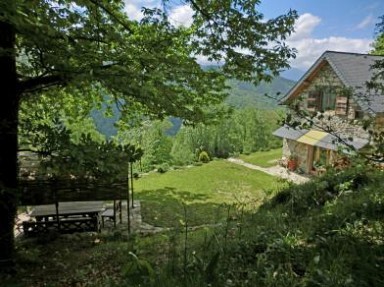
227, 158, 310, 184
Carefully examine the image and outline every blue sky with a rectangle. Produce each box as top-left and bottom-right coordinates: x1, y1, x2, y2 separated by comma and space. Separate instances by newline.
259, 0, 383, 39
124, 1, 383, 71
258, 0, 384, 71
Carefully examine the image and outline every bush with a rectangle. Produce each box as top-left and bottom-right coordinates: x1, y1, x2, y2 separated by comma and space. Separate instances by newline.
157, 163, 170, 173
198, 151, 210, 163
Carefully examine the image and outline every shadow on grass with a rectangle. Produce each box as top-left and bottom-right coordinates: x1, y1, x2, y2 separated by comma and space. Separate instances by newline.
137, 187, 235, 227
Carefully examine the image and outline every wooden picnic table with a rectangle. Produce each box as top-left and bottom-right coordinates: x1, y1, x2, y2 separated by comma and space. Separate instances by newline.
24, 201, 105, 236
30, 201, 105, 219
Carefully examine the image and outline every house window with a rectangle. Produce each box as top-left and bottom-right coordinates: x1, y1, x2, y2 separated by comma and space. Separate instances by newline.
354, 110, 364, 119
307, 91, 321, 111
307, 87, 337, 112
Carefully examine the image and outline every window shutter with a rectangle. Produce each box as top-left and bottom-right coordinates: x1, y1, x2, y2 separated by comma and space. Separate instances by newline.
307, 91, 321, 112
335, 96, 348, 115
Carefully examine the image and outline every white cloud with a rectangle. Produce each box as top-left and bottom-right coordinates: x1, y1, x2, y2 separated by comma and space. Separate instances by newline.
122, 5, 373, 72
123, 2, 194, 27
290, 13, 321, 41
357, 15, 375, 29
169, 5, 194, 27
124, 3, 143, 21
287, 13, 373, 70
123, 0, 160, 21
290, 37, 372, 70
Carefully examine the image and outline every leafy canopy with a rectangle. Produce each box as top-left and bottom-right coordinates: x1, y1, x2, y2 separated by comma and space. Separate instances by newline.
372, 15, 384, 55
3, 0, 297, 123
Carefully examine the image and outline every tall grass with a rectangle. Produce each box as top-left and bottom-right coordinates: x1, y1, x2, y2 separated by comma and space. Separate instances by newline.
126, 164, 384, 286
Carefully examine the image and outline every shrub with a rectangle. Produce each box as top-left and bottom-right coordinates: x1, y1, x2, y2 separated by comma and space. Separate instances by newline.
198, 151, 210, 163
157, 163, 170, 173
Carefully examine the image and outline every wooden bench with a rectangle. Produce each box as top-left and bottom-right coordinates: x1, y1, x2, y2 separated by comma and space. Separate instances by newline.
101, 200, 121, 227
23, 216, 100, 236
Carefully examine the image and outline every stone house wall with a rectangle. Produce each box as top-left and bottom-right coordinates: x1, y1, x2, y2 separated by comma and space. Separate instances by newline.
291, 62, 371, 140
282, 139, 309, 172
297, 63, 359, 120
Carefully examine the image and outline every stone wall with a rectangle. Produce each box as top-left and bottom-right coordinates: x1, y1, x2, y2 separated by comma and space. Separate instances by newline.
300, 63, 360, 119
19, 151, 41, 178
291, 62, 371, 141
282, 139, 309, 172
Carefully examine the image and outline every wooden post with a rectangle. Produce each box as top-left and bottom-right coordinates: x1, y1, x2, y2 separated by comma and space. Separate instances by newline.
52, 179, 60, 231
127, 162, 131, 234
307, 146, 314, 173
130, 163, 134, 208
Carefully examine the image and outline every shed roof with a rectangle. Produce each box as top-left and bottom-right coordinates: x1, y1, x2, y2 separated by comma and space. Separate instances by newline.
272, 125, 308, 140
282, 51, 384, 114
273, 126, 368, 151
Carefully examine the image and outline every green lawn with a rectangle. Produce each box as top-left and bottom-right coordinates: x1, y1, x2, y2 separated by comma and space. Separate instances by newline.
134, 159, 285, 227
239, 148, 282, 167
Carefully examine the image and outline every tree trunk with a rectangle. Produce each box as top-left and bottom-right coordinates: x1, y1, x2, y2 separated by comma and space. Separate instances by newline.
0, 20, 19, 271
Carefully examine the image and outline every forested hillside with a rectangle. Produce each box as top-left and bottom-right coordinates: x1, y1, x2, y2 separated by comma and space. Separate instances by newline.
226, 77, 295, 109
91, 76, 295, 137
81, 76, 294, 173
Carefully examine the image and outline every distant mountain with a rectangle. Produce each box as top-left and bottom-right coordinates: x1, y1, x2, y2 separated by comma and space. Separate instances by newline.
91, 75, 296, 137
225, 76, 296, 109
281, 67, 305, 81
201, 65, 297, 108
91, 100, 119, 138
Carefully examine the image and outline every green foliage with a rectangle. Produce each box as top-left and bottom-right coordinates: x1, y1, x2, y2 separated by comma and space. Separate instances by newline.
226, 77, 295, 109
122, 252, 155, 286
266, 164, 374, 215
86, 75, 294, 139
156, 163, 170, 174
115, 120, 174, 172
40, 133, 142, 181
19, 89, 105, 149
371, 15, 384, 55
170, 127, 196, 166
198, 151, 210, 163
18, 92, 144, 181
170, 108, 282, 167
2, 0, 299, 267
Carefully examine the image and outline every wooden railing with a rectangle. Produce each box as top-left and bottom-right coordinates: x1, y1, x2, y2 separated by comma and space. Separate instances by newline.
18, 178, 129, 205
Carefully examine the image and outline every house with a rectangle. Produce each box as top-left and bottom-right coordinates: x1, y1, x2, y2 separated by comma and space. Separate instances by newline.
274, 51, 384, 174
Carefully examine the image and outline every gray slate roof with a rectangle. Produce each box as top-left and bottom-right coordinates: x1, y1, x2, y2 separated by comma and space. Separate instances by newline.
272, 125, 308, 140
273, 125, 368, 151
282, 51, 384, 114
319, 133, 368, 151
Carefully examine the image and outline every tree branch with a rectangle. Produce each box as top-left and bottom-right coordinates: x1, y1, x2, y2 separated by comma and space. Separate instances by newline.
87, 0, 133, 33
188, 0, 212, 21
18, 74, 65, 94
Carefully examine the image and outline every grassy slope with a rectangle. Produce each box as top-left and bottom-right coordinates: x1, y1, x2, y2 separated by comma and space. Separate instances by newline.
239, 148, 282, 167
203, 165, 384, 286
6, 156, 384, 287
135, 160, 284, 227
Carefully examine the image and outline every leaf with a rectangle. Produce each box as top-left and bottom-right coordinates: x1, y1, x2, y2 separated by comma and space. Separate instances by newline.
313, 255, 320, 264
